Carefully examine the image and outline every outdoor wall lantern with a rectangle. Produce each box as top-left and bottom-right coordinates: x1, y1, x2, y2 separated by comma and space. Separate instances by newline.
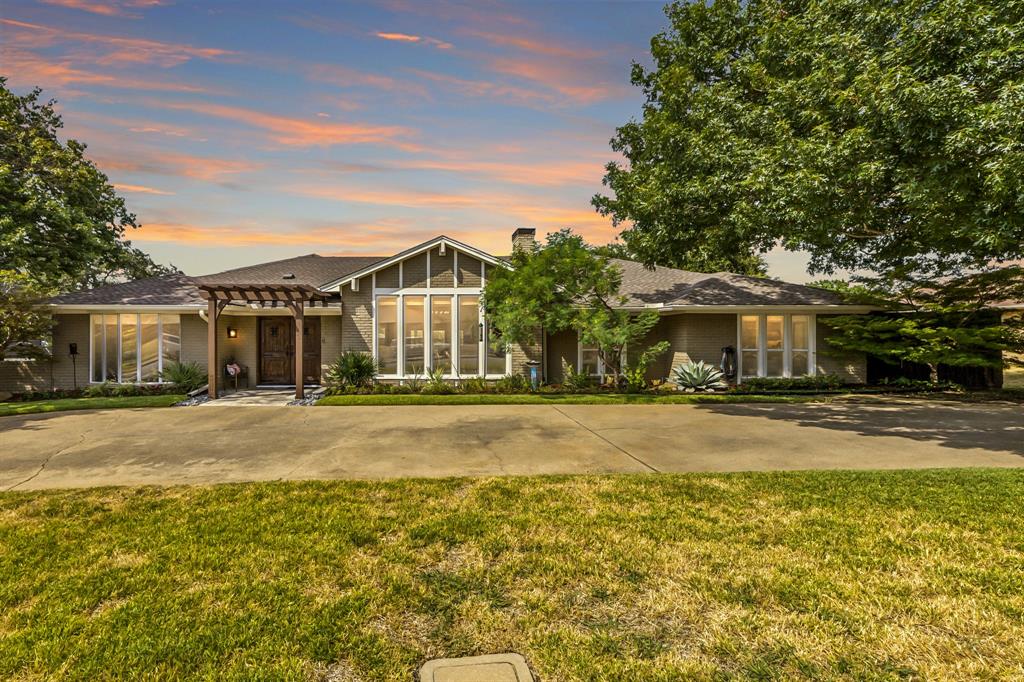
227, 327, 238, 339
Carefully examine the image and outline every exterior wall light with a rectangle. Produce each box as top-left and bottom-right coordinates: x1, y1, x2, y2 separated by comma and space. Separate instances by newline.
227, 327, 238, 339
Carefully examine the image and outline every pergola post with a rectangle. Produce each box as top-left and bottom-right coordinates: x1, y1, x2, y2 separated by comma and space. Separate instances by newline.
293, 301, 304, 400
207, 297, 218, 400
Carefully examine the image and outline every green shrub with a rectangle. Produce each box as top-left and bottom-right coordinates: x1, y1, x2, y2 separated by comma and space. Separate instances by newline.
325, 352, 377, 389
735, 375, 844, 393
623, 363, 650, 393
495, 373, 531, 393
460, 376, 492, 394
562, 365, 592, 393
672, 360, 727, 392
160, 360, 208, 392
422, 367, 455, 394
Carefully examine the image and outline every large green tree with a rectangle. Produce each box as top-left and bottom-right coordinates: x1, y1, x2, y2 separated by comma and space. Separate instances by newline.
595, 0, 1024, 279
1, 78, 174, 292
482, 230, 668, 386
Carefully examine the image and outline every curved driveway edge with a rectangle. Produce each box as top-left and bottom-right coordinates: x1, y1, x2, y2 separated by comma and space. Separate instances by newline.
1, 402, 1022, 490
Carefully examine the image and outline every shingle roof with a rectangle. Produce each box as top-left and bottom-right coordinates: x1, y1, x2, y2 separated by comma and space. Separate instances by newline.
49, 254, 386, 306
48, 249, 850, 309
197, 253, 384, 287
50, 273, 203, 306
611, 259, 847, 307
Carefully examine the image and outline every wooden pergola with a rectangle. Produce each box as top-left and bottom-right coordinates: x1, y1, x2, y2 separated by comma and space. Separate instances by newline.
197, 283, 331, 400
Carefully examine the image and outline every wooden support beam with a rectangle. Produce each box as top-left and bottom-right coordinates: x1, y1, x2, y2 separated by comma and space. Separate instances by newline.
293, 301, 304, 400
207, 297, 218, 400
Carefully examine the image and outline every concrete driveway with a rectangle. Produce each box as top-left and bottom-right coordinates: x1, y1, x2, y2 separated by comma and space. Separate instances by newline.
1, 401, 1022, 490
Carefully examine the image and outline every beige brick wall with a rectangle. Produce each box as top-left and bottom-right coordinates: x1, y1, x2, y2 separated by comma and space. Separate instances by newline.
508, 330, 542, 378
403, 253, 428, 288
0, 314, 90, 394
429, 246, 454, 287
320, 315, 342, 377
658, 313, 736, 379
341, 277, 373, 353
179, 313, 207, 366
816, 315, 867, 383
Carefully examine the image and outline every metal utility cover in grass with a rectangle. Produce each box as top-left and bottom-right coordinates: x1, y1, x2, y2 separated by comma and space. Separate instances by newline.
419, 653, 533, 681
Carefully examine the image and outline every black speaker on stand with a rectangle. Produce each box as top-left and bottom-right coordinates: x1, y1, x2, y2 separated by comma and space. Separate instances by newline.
69, 343, 79, 391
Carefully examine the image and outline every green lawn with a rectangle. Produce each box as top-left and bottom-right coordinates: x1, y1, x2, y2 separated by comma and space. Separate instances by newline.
2, 471, 1022, 680
0, 394, 185, 417
317, 392, 821, 406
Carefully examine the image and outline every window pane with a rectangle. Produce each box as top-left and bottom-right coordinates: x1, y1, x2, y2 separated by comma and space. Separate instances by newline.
486, 321, 505, 375
741, 316, 759, 349
120, 314, 137, 382
91, 315, 104, 382
791, 315, 809, 350
458, 295, 479, 375
160, 314, 180, 375
377, 296, 398, 374
104, 315, 118, 381
766, 315, 784, 350
140, 314, 159, 382
791, 350, 808, 376
766, 351, 784, 377
431, 296, 452, 374
581, 343, 600, 376
741, 350, 759, 377
404, 296, 425, 375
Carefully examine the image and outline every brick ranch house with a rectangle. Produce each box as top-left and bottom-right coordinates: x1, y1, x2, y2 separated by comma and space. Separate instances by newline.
1, 229, 874, 397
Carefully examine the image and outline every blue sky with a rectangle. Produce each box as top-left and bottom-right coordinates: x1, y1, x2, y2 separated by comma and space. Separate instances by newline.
2, 0, 814, 280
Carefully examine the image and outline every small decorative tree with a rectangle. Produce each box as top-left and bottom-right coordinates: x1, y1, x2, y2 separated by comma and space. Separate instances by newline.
482, 229, 668, 387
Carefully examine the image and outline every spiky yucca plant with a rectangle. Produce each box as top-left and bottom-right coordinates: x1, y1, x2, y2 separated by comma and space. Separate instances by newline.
672, 360, 727, 392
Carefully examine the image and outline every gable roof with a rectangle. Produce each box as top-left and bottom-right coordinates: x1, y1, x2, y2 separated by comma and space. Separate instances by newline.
323, 235, 505, 290
612, 259, 854, 308
198, 253, 384, 288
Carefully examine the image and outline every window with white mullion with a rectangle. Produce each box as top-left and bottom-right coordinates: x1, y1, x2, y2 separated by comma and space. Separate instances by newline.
738, 313, 816, 381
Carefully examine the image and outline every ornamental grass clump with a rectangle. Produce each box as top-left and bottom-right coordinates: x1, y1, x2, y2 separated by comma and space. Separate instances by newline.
672, 360, 727, 392
325, 352, 377, 390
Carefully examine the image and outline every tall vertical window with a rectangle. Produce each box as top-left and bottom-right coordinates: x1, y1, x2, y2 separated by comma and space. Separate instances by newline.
403, 296, 425, 375
458, 295, 480, 375
740, 315, 760, 378
739, 314, 816, 380
90, 314, 181, 383
765, 315, 784, 377
160, 315, 180, 370
120, 314, 138, 383
140, 314, 160, 382
376, 296, 398, 374
430, 296, 452, 373
580, 341, 600, 376
791, 315, 810, 376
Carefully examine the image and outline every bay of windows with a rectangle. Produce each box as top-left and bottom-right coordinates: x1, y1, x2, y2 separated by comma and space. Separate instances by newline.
740, 313, 814, 379
90, 314, 180, 383
376, 293, 508, 377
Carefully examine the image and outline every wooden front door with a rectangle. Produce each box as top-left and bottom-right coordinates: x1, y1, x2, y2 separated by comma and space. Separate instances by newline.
260, 317, 292, 384
259, 317, 322, 385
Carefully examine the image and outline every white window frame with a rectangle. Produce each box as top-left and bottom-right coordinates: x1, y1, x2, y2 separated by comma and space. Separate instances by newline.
372, 253, 509, 380
735, 313, 816, 382
89, 313, 180, 384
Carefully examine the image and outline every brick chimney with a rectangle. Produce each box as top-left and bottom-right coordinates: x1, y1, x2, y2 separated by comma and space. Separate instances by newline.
511, 227, 536, 253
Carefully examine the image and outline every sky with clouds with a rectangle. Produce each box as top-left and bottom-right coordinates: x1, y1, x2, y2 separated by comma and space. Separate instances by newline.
2, 0, 816, 281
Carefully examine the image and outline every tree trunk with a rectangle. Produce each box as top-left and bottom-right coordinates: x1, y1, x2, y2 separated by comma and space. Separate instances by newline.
928, 363, 939, 383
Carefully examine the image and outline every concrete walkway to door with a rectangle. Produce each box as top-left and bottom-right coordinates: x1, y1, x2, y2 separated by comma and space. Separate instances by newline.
1, 401, 1022, 490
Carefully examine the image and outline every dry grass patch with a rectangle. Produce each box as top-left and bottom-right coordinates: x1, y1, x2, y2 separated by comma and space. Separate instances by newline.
1, 471, 1023, 680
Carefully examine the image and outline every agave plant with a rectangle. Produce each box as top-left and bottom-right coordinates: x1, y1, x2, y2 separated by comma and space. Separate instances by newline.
672, 360, 727, 392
